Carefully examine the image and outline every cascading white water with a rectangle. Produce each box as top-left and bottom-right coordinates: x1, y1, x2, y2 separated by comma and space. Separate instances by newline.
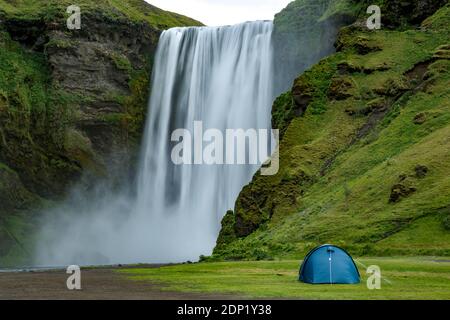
136, 21, 274, 261
35, 21, 274, 266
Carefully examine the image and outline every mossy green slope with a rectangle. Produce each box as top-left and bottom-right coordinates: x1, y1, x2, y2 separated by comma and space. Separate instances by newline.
214, 4, 450, 260
272, 0, 363, 92
0, 0, 203, 28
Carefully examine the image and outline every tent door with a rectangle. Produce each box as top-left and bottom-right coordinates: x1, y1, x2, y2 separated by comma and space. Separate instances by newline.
327, 247, 335, 284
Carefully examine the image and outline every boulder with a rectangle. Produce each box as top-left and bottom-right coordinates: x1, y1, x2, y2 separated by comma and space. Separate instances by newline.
389, 183, 417, 203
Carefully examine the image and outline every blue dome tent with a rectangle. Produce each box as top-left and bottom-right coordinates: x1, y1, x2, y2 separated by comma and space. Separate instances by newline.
299, 245, 360, 284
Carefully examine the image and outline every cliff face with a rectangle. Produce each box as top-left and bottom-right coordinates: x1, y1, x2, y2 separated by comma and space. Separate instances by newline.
214, 1, 450, 260
0, 0, 201, 265
272, 0, 449, 93
272, 0, 361, 93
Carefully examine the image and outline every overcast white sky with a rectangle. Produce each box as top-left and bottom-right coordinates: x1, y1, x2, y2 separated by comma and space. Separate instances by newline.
146, 0, 294, 26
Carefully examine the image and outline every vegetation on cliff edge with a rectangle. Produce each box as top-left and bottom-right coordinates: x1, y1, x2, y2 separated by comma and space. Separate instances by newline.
0, 0, 203, 29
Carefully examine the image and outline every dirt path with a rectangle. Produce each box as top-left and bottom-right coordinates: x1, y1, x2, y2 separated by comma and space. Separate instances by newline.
0, 266, 238, 300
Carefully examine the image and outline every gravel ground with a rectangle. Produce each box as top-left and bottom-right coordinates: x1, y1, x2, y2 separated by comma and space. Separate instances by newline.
0, 266, 238, 300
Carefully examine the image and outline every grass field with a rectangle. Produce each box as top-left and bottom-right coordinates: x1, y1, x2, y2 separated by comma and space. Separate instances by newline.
119, 257, 450, 300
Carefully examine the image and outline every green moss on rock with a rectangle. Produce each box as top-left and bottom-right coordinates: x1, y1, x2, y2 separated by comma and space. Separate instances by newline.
0, 0, 203, 29
0, 29, 82, 198
215, 6, 450, 260
0, 164, 41, 213
273, 0, 360, 92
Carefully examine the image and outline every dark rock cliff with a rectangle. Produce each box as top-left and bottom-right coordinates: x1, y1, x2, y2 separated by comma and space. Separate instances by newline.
0, 2, 200, 199
2, 13, 159, 197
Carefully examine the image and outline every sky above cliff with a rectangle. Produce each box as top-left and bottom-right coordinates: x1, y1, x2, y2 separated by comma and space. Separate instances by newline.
147, 0, 294, 26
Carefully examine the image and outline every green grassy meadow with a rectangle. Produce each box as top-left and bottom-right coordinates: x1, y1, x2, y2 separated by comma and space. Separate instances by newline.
119, 257, 450, 300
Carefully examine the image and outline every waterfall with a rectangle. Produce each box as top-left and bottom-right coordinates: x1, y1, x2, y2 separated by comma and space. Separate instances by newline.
136, 21, 274, 261
35, 21, 274, 266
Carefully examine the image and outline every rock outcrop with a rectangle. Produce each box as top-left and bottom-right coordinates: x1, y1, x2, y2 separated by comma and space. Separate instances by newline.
0, 1, 201, 198
272, 0, 361, 94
